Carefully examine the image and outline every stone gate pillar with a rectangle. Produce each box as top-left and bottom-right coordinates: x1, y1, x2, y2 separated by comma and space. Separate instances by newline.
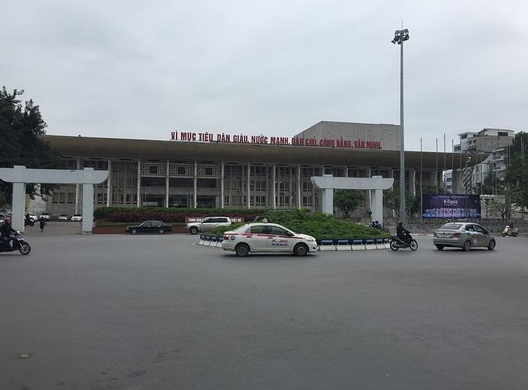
311, 175, 394, 227
0, 165, 108, 233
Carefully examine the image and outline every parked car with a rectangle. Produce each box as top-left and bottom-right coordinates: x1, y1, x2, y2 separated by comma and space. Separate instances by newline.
71, 214, 83, 222
222, 222, 317, 257
433, 222, 496, 251
25, 213, 38, 222
58, 214, 69, 221
186, 216, 232, 235
39, 212, 51, 220
125, 220, 173, 235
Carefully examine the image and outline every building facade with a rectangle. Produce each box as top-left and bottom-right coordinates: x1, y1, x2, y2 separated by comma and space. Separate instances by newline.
40, 121, 474, 216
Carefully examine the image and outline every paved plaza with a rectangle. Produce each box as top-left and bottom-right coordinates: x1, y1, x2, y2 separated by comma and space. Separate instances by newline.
1, 225, 528, 389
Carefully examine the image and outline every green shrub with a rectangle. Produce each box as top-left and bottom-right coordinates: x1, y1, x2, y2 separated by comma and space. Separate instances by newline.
208, 210, 388, 239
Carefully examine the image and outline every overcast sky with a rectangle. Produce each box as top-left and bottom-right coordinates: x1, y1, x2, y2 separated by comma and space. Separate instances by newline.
1, 0, 527, 152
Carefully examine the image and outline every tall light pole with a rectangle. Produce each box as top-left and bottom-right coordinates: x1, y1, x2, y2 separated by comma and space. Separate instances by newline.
392, 28, 409, 222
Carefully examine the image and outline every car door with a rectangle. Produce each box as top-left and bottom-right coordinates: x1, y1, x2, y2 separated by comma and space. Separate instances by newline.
474, 224, 490, 247
464, 224, 478, 246
247, 225, 269, 252
200, 218, 216, 232
140, 221, 152, 232
266, 225, 294, 253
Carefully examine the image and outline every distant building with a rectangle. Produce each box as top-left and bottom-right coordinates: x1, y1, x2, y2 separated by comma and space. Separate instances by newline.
447, 128, 515, 194
454, 128, 514, 153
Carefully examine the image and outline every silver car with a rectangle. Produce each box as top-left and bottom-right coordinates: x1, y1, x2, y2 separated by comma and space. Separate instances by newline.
186, 216, 232, 235
433, 222, 496, 251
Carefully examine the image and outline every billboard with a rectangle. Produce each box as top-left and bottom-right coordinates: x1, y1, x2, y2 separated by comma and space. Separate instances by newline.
422, 194, 481, 219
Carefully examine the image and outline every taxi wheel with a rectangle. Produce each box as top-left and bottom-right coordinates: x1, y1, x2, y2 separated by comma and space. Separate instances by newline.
294, 243, 308, 256
235, 243, 250, 257
487, 240, 496, 250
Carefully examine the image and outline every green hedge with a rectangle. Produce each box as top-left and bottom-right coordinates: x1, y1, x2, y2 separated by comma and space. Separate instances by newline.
94, 207, 388, 239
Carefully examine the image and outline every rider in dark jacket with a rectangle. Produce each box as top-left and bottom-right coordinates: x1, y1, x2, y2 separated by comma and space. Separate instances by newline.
0, 217, 17, 249
396, 221, 410, 242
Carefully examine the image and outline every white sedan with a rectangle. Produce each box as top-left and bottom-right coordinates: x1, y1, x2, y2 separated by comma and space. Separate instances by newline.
221, 222, 317, 257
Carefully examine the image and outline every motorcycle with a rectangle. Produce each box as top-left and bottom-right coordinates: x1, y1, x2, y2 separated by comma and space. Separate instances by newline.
501, 225, 518, 237
25, 216, 35, 227
389, 233, 418, 251
0, 232, 31, 255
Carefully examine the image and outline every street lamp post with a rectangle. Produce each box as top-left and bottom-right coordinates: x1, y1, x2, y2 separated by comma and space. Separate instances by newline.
392, 28, 409, 222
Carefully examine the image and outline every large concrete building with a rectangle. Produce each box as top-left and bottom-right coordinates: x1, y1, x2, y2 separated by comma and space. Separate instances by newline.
39, 121, 482, 216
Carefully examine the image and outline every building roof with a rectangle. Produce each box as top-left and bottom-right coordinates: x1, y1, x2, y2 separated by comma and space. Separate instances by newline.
42, 135, 486, 170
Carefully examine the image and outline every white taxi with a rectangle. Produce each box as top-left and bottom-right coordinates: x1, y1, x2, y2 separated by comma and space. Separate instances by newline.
221, 222, 317, 257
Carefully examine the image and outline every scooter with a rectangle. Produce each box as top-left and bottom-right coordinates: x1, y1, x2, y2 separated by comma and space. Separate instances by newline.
389, 233, 418, 251
501, 225, 518, 237
0, 232, 31, 255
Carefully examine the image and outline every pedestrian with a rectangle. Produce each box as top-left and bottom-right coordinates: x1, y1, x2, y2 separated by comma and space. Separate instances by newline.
39, 217, 47, 232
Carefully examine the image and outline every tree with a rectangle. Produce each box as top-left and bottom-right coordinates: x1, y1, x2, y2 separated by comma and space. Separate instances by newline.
0, 87, 63, 206
504, 157, 528, 209
503, 132, 528, 210
333, 190, 365, 219
386, 188, 419, 218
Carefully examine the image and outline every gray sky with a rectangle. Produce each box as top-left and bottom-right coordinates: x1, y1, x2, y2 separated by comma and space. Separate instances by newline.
1, 0, 527, 152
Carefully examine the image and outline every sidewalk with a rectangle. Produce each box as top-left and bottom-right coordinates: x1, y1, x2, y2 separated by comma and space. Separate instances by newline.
21, 221, 83, 236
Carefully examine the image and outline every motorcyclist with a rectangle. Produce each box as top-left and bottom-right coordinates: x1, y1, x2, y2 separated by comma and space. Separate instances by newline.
396, 221, 411, 243
0, 216, 17, 249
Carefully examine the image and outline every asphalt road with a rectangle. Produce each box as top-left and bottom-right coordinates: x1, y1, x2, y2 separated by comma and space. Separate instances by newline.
1, 229, 527, 390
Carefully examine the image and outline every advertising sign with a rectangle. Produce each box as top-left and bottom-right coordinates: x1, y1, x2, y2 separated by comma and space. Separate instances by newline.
422, 194, 481, 219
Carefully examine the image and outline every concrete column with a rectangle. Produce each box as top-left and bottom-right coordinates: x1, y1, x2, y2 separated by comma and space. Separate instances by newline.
247, 164, 251, 209
75, 159, 81, 213
12, 182, 26, 231
371, 189, 383, 226
221, 162, 225, 209
297, 165, 301, 210
272, 165, 276, 210
81, 183, 94, 233
193, 162, 197, 208
165, 160, 170, 208
106, 159, 112, 207
136, 159, 141, 207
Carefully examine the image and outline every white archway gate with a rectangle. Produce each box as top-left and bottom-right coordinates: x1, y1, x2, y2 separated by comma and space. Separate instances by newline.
311, 175, 394, 226
0, 165, 109, 234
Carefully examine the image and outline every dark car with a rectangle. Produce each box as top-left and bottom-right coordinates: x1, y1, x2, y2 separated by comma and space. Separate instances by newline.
125, 220, 173, 235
